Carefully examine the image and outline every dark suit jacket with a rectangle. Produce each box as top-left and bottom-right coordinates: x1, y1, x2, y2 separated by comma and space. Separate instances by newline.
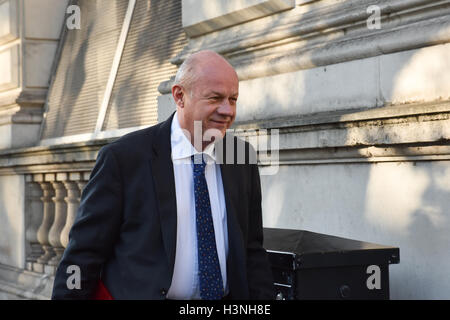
51, 112, 274, 300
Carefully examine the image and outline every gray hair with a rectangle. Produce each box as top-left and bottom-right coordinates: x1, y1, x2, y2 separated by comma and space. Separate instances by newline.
173, 50, 228, 94
173, 55, 199, 93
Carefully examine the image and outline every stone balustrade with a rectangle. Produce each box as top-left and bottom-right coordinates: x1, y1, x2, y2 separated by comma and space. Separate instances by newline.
24, 171, 90, 275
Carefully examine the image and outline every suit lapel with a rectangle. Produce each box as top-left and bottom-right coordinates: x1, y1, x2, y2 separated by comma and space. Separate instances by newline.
219, 135, 247, 298
220, 163, 240, 238
150, 112, 177, 276
218, 134, 243, 235
220, 160, 243, 250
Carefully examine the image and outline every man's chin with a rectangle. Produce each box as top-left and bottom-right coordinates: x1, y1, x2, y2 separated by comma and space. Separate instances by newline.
204, 126, 226, 143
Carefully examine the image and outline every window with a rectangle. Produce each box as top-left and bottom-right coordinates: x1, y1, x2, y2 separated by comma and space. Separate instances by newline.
40, 0, 186, 142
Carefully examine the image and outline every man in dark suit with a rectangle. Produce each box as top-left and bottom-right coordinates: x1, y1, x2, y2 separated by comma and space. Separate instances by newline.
51, 50, 274, 300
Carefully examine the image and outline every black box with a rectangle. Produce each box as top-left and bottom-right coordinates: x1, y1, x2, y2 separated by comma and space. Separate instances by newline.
263, 228, 400, 300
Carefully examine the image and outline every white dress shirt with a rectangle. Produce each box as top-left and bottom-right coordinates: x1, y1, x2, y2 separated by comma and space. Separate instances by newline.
166, 112, 229, 300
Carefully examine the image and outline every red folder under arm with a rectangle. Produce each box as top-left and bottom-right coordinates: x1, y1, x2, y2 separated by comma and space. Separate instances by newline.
93, 280, 113, 300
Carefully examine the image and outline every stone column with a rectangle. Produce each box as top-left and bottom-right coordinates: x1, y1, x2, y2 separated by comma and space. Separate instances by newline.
60, 173, 82, 248
36, 174, 55, 272
0, 0, 69, 150
24, 174, 44, 271
47, 173, 68, 271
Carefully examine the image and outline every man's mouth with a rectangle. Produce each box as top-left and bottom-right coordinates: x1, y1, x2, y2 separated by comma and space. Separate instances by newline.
210, 119, 228, 125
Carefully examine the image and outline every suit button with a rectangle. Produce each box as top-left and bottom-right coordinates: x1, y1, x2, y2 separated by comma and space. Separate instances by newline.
339, 285, 351, 299
161, 289, 167, 296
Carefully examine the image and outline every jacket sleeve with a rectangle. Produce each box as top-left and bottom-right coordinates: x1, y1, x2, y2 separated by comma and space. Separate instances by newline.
246, 160, 276, 300
51, 145, 123, 299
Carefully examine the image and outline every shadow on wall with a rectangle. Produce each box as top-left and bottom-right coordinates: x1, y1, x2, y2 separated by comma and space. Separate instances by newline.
362, 161, 450, 299
41, 0, 102, 139
102, 0, 186, 130
41, 0, 187, 137
405, 162, 450, 298
51, 23, 91, 137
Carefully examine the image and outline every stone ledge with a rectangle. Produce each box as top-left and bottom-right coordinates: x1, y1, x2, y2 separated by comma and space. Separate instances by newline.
233, 100, 450, 130
165, 0, 450, 84
258, 144, 450, 168
0, 101, 449, 173
3, 101, 449, 166
235, 101, 450, 165
0, 263, 53, 300
182, 0, 295, 37
175, 0, 449, 62
0, 139, 110, 175
246, 113, 450, 152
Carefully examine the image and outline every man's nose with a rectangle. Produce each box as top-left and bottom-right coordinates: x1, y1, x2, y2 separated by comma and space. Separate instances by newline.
217, 99, 235, 116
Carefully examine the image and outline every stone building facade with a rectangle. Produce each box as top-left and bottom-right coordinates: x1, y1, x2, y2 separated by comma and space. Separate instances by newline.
0, 0, 449, 299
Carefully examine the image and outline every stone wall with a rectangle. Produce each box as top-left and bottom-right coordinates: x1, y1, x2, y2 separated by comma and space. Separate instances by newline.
0, 0, 69, 150
0, 0, 449, 299
157, 0, 450, 299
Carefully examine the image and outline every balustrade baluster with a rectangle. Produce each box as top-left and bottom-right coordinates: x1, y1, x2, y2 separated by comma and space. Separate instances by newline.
25, 174, 44, 271
36, 174, 56, 272
47, 173, 68, 272
61, 173, 82, 248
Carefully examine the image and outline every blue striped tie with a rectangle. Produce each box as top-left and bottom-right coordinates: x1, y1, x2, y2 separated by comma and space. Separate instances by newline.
192, 154, 224, 300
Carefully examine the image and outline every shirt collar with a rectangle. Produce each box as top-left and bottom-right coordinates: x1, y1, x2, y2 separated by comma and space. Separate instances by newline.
171, 111, 216, 163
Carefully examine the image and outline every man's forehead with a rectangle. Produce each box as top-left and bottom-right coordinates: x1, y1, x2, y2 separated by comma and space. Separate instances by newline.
197, 79, 239, 95
193, 55, 237, 77
185, 55, 239, 94
204, 89, 239, 96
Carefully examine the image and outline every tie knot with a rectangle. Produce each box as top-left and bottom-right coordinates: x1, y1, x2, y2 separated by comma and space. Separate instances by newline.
192, 154, 207, 174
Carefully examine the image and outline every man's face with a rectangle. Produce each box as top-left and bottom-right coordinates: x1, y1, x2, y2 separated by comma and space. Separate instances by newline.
174, 58, 239, 149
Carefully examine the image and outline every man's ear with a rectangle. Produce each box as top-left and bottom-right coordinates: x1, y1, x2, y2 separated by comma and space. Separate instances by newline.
172, 85, 184, 108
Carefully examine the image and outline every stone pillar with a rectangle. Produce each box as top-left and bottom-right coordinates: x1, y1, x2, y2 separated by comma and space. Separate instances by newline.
35, 174, 55, 272
24, 174, 44, 271
60, 173, 82, 248
47, 173, 68, 271
77, 173, 89, 197
0, 0, 70, 150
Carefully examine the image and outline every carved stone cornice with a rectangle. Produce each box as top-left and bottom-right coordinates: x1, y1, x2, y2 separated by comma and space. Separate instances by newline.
233, 100, 450, 131
0, 89, 47, 120
159, 0, 450, 93
0, 89, 47, 149
235, 100, 450, 165
0, 101, 449, 174
0, 139, 111, 175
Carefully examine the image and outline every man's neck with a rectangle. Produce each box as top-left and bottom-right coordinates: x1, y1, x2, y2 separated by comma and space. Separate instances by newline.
176, 111, 212, 152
